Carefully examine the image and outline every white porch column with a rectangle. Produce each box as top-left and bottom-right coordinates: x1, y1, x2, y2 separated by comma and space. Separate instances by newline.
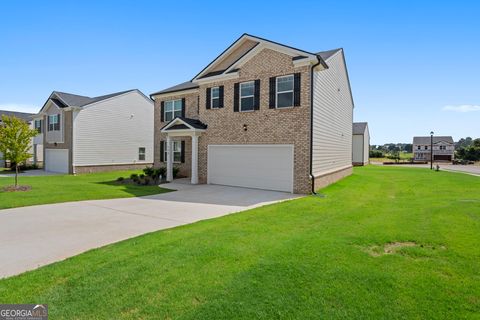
166, 135, 173, 182
191, 134, 199, 184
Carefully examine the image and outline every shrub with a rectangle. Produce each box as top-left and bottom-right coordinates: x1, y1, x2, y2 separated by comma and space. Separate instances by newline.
158, 167, 166, 178
173, 167, 180, 178
143, 176, 151, 185
139, 174, 145, 179
369, 150, 383, 158
130, 173, 138, 180
143, 167, 155, 177
116, 177, 124, 182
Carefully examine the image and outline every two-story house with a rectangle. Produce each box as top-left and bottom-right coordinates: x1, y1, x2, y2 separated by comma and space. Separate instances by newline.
38, 89, 154, 173
150, 34, 354, 194
413, 136, 455, 162
0, 110, 40, 168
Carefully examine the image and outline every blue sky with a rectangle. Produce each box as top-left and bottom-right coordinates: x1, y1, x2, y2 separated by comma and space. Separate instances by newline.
0, 1, 478, 144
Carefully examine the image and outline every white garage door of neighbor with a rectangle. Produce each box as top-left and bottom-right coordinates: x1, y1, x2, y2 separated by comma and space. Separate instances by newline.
208, 145, 294, 192
45, 149, 69, 173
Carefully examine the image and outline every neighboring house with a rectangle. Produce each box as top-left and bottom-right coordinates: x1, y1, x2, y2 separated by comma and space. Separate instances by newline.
150, 34, 354, 194
413, 136, 455, 162
352, 122, 370, 166
0, 110, 38, 167
38, 89, 154, 174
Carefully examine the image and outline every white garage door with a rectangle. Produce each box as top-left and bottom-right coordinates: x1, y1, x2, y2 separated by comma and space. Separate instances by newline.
208, 145, 294, 192
45, 149, 69, 173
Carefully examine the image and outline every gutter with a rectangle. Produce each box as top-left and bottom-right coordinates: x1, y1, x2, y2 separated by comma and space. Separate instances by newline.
309, 55, 328, 194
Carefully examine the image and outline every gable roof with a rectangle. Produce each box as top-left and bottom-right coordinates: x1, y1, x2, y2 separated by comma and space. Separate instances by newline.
40, 89, 139, 113
151, 34, 341, 97
0, 110, 35, 123
353, 122, 368, 135
413, 136, 454, 145
161, 116, 208, 132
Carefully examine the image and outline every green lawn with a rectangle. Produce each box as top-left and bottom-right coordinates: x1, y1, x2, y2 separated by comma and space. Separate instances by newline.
0, 166, 479, 319
0, 170, 171, 209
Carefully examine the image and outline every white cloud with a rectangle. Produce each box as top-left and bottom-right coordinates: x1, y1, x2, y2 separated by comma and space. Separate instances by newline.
0, 103, 39, 113
442, 105, 480, 113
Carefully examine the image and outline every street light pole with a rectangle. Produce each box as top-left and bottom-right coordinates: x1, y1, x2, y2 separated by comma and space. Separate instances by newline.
430, 131, 434, 170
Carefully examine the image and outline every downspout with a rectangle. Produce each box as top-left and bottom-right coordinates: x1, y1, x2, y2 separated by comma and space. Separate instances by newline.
310, 55, 328, 194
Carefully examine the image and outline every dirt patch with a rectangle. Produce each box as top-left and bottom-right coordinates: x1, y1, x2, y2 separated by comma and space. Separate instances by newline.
362, 242, 446, 257
1, 185, 32, 192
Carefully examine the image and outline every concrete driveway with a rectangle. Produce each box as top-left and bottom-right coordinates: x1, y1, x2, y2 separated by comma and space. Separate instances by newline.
0, 181, 301, 278
0, 169, 60, 178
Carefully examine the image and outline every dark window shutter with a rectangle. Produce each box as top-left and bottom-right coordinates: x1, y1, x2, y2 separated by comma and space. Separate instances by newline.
160, 101, 165, 122
219, 85, 224, 108
269, 77, 276, 109
233, 83, 239, 112
206, 88, 211, 109
294, 73, 301, 106
181, 98, 186, 117
56, 114, 61, 130
160, 141, 164, 162
181, 140, 185, 163
254, 79, 260, 110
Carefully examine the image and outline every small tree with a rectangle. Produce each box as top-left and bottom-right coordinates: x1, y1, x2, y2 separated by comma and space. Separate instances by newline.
0, 115, 38, 187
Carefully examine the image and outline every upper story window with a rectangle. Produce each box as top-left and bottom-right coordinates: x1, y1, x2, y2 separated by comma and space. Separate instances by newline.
439, 145, 446, 150
240, 81, 255, 112
34, 119, 42, 133
211, 87, 220, 109
138, 147, 146, 161
48, 114, 60, 131
417, 145, 421, 150
164, 99, 182, 122
276, 75, 294, 108
424, 146, 428, 150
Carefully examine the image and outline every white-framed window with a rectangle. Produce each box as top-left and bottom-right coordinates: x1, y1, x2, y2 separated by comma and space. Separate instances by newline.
439, 145, 446, 150
164, 99, 182, 122
48, 114, 60, 131
34, 119, 42, 133
424, 146, 428, 150
240, 81, 255, 112
276, 75, 294, 108
417, 145, 421, 150
211, 87, 220, 108
138, 147, 146, 161
163, 141, 182, 163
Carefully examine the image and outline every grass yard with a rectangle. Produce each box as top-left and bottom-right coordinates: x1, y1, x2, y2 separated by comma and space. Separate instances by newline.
371, 152, 414, 163
0, 170, 171, 209
0, 166, 479, 319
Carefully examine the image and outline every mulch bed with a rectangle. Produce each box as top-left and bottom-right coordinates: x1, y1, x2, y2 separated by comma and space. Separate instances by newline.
2, 185, 32, 192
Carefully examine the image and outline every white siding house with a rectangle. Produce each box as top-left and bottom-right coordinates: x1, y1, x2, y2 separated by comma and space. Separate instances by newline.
312, 49, 354, 179
73, 92, 154, 167
352, 122, 369, 165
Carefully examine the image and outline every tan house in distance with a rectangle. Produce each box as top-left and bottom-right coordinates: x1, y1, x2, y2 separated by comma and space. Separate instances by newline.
352, 122, 370, 166
413, 136, 454, 162
151, 34, 355, 194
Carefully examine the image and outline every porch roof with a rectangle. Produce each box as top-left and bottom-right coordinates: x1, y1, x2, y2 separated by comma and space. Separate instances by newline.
161, 117, 207, 133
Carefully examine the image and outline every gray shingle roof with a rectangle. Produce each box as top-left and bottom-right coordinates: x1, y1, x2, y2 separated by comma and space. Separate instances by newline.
413, 136, 454, 144
317, 48, 342, 61
161, 116, 207, 131
53, 90, 136, 108
150, 81, 199, 97
353, 122, 368, 135
0, 110, 35, 123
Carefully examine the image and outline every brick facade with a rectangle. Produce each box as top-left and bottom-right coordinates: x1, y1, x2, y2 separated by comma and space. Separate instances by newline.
154, 48, 312, 193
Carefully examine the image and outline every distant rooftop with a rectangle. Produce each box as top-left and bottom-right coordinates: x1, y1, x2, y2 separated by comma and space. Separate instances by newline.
413, 136, 454, 144
0, 110, 35, 123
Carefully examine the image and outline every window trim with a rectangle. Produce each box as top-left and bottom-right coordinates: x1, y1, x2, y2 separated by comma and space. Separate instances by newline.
275, 74, 294, 109
164, 99, 183, 122
48, 114, 59, 132
138, 147, 146, 161
239, 81, 255, 112
163, 140, 182, 163
211, 86, 220, 109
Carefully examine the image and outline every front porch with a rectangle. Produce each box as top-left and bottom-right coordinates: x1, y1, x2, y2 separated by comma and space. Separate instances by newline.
161, 117, 207, 185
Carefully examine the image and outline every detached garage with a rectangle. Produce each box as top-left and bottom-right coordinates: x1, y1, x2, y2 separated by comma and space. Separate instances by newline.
207, 145, 294, 193
45, 149, 69, 173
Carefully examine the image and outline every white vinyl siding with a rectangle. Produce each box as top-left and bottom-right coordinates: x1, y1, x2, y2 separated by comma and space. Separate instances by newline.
312, 50, 354, 176
73, 91, 154, 166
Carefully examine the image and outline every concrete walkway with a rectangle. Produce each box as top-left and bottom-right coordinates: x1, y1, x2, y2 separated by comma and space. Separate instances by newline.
372, 162, 480, 176
0, 181, 301, 278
